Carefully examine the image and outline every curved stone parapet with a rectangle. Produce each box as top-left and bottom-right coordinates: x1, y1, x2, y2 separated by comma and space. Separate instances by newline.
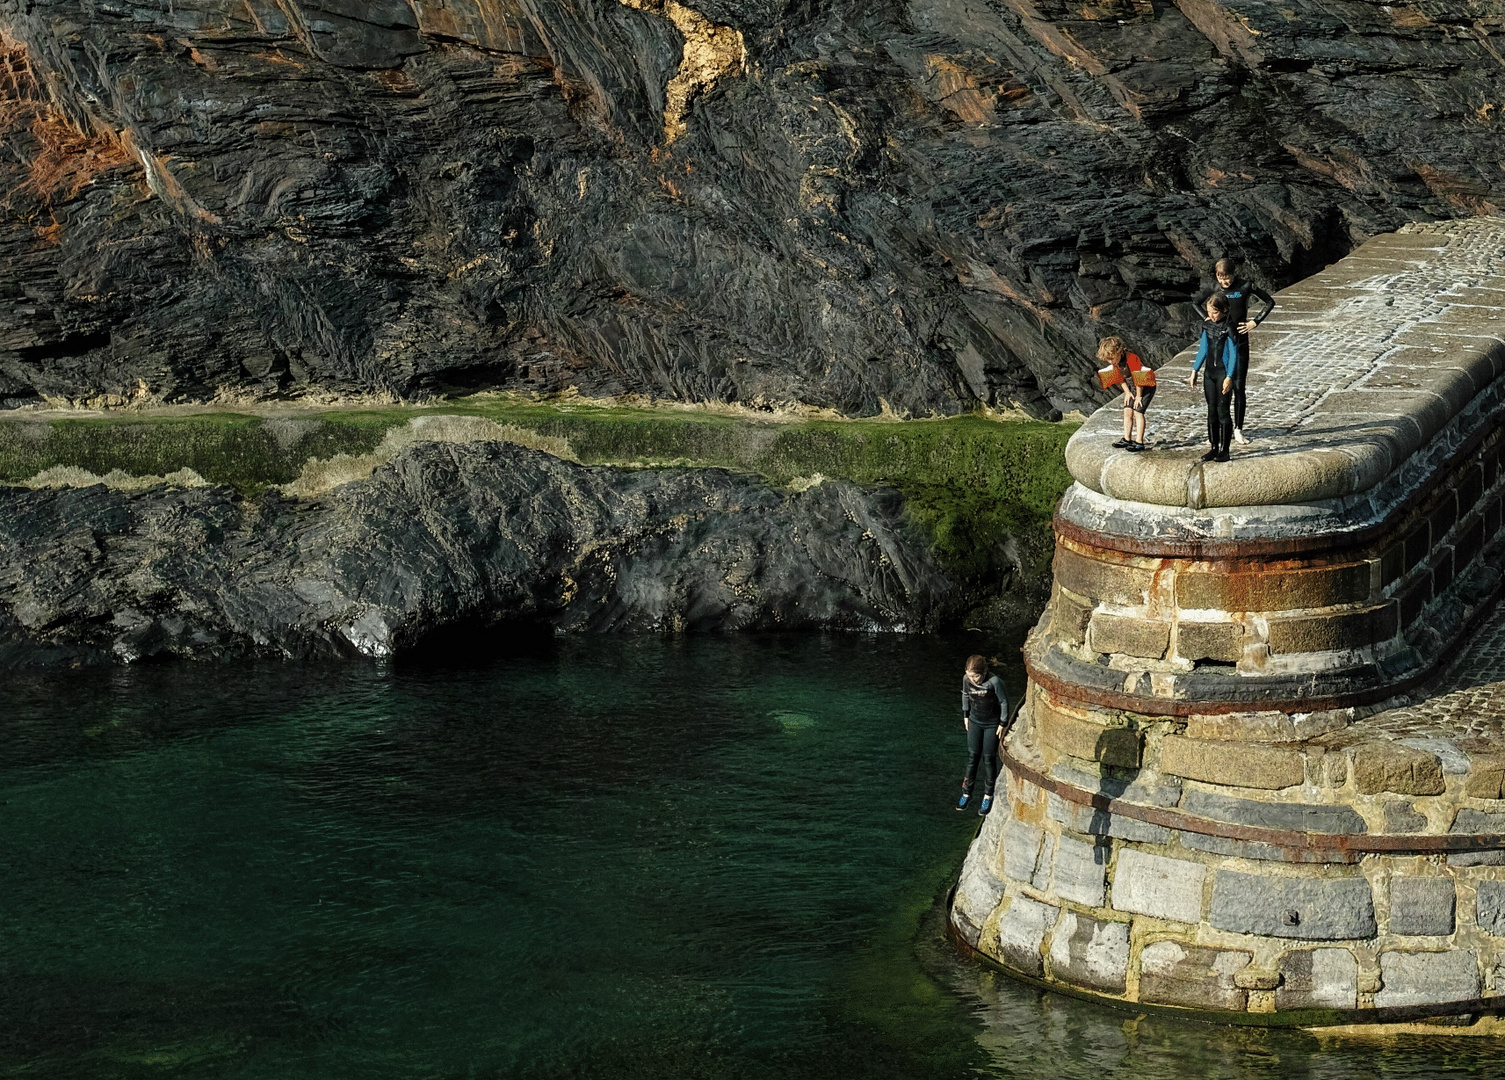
1065, 220, 1505, 513
952, 218, 1505, 1026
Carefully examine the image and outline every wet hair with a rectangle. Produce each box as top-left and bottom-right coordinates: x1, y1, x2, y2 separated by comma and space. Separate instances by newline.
965, 654, 988, 674
1215, 257, 1238, 277
1206, 294, 1228, 317
1095, 336, 1128, 364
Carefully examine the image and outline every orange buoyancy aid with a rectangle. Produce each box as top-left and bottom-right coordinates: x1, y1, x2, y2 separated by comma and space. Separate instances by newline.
1124, 352, 1156, 387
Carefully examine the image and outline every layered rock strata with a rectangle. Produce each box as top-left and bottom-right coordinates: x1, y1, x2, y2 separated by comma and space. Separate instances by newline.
0, 441, 955, 667
951, 220, 1505, 1025
4, 0, 1505, 416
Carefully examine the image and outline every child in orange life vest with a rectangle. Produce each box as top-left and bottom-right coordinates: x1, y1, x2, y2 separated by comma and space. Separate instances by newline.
1097, 337, 1156, 452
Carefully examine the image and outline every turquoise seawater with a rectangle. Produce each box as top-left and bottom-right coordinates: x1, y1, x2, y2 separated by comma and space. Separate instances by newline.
2, 634, 1502, 1078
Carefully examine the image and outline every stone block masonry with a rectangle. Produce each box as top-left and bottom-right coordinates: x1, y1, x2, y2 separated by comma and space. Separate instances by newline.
952, 221, 1505, 1027
1051, 834, 1109, 907
1139, 942, 1249, 1011
1111, 850, 1206, 925
1208, 872, 1376, 940
1375, 952, 1481, 1009
1047, 913, 1130, 993
1389, 878, 1456, 937
1276, 949, 1359, 1010
1476, 881, 1505, 937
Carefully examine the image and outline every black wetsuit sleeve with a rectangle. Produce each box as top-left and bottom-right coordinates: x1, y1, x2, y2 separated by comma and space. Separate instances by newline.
988, 676, 1010, 724
1193, 286, 1215, 311
1250, 286, 1275, 325
962, 677, 972, 720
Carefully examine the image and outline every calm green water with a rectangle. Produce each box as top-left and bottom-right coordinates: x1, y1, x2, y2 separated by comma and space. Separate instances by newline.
2, 635, 1502, 1078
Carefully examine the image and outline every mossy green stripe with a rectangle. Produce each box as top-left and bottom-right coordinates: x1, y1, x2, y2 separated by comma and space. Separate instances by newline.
0, 404, 1077, 585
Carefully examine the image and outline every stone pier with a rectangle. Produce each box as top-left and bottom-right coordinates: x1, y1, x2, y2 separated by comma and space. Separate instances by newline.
950, 219, 1505, 1025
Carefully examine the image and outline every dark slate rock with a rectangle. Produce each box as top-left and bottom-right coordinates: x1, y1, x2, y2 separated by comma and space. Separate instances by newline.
1051, 833, 1108, 907
0, 443, 957, 666
1275, 948, 1358, 1011
1477, 880, 1505, 937
1389, 877, 1456, 937
994, 895, 1057, 977
1208, 871, 1376, 940
1046, 912, 1129, 994
1002, 820, 1051, 888
1046, 793, 1170, 845
1446, 810, 1505, 866
1451, 809, 1505, 834
1181, 790, 1367, 835
1138, 941, 1249, 1011
3, 0, 1504, 422
1049, 763, 1181, 808
1178, 831, 1297, 863
1375, 951, 1481, 1009
1382, 800, 1428, 834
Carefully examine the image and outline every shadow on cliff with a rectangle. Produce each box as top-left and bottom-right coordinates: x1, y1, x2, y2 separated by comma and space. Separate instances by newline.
393, 616, 557, 670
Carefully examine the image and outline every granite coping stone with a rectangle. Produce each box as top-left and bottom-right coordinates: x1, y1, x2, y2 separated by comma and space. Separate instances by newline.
1063, 219, 1505, 518
1057, 362, 1505, 546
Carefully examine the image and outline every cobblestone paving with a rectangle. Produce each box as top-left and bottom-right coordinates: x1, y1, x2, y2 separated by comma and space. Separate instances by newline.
1363, 595, 1505, 744
1146, 219, 1505, 448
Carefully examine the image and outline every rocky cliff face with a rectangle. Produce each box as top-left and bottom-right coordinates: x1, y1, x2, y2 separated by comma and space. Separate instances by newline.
2, 0, 1502, 418
0, 442, 956, 666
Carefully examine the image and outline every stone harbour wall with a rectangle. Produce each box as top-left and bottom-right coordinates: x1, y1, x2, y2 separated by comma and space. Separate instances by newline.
950, 220, 1505, 1026
1035, 417, 1505, 715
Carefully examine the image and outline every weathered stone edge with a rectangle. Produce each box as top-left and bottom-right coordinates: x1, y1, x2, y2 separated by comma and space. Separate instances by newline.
944, 899, 1505, 1029
1058, 364, 1505, 551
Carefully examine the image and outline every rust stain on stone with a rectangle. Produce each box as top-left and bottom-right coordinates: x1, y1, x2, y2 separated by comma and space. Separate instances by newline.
0, 31, 135, 209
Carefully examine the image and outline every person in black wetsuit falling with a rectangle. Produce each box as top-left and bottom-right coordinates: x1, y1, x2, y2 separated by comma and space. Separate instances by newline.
1188, 295, 1240, 462
958, 654, 1009, 816
1194, 257, 1274, 446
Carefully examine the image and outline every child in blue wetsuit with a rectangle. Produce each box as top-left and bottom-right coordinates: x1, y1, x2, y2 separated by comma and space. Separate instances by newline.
958, 654, 1009, 816
1188, 294, 1241, 463
1196, 258, 1275, 444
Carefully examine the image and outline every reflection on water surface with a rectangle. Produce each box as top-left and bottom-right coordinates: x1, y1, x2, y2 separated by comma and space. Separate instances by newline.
1, 636, 1501, 1078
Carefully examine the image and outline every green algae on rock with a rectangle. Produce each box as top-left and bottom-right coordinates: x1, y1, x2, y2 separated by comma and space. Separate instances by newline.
0, 402, 1077, 634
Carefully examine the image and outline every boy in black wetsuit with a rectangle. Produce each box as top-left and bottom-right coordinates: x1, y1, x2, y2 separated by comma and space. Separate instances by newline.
1188, 295, 1240, 462
1195, 258, 1274, 445
958, 654, 1009, 817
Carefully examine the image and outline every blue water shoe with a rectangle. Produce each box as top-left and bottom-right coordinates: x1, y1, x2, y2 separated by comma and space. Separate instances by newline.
978, 794, 993, 816
955, 790, 971, 811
